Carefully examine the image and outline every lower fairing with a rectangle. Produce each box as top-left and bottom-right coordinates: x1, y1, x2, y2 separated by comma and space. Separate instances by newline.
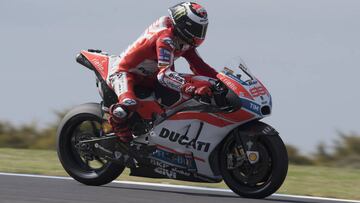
133, 117, 257, 180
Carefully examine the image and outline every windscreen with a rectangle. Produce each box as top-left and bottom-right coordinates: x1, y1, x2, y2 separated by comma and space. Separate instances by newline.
221, 57, 256, 85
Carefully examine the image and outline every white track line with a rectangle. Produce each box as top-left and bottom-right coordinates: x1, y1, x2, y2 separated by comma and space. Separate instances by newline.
0, 172, 359, 203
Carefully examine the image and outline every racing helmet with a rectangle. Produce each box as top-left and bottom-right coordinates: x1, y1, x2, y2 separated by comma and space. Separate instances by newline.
168, 2, 208, 47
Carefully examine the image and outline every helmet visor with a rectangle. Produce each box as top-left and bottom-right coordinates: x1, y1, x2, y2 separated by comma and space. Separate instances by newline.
185, 22, 208, 39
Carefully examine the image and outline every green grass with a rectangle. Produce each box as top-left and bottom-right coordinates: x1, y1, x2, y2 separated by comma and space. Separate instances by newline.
0, 148, 359, 200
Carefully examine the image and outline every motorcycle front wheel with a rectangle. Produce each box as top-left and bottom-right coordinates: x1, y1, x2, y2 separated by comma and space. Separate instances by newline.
220, 121, 288, 199
57, 103, 124, 186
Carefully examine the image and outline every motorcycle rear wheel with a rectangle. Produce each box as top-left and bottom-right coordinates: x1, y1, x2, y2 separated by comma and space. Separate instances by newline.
57, 103, 125, 186
220, 122, 288, 199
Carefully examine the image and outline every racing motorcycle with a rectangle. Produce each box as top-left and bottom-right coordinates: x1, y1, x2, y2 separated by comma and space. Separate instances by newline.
57, 49, 288, 199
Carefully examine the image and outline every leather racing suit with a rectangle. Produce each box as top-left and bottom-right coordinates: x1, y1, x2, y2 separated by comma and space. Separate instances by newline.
106, 16, 218, 141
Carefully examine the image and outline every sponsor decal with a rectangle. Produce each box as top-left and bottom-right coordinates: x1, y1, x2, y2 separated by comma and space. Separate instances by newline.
250, 102, 260, 112
246, 151, 259, 164
122, 98, 137, 106
173, 167, 191, 176
164, 77, 182, 90
168, 73, 185, 84
151, 159, 191, 178
110, 72, 128, 96
249, 86, 267, 97
173, 5, 187, 20
158, 128, 211, 152
159, 48, 172, 64
151, 149, 196, 170
91, 58, 107, 73
162, 37, 175, 49
241, 98, 261, 116
154, 167, 177, 179
151, 159, 170, 168
222, 77, 238, 93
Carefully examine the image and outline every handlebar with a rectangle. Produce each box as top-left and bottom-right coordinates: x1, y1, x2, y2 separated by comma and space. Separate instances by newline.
193, 80, 236, 112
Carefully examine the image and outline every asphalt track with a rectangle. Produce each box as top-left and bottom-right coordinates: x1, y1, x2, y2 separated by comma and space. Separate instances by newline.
0, 173, 358, 203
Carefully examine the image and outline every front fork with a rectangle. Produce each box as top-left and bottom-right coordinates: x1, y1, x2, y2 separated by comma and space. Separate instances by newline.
234, 129, 261, 164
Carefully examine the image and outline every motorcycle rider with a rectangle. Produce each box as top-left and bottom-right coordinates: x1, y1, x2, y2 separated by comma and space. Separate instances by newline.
107, 2, 218, 142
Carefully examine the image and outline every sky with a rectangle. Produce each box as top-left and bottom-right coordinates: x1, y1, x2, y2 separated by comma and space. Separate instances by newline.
1, 0, 359, 153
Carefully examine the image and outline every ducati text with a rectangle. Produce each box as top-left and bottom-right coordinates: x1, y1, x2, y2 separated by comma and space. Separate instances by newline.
159, 128, 211, 152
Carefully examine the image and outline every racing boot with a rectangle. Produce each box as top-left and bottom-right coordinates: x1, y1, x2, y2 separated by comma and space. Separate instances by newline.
108, 104, 133, 142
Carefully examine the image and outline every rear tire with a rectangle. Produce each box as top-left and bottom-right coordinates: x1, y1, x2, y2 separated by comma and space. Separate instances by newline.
220, 122, 288, 199
57, 103, 125, 186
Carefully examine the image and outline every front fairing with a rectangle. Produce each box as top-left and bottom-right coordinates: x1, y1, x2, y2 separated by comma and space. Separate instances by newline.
216, 59, 272, 118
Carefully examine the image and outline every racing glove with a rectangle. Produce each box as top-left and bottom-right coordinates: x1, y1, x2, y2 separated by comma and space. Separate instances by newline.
181, 80, 213, 97
108, 103, 133, 142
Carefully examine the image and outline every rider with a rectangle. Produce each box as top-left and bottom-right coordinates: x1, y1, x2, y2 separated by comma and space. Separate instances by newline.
107, 2, 218, 142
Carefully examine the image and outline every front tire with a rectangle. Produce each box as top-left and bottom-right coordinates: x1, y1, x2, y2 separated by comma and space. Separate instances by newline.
220, 121, 288, 199
57, 103, 125, 186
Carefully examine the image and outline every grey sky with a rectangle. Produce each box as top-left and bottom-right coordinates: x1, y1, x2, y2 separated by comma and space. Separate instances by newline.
1, 0, 359, 153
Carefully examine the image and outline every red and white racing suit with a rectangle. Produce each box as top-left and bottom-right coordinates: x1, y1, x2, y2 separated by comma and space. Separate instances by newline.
106, 16, 218, 139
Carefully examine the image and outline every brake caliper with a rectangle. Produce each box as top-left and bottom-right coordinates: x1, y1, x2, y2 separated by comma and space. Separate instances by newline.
227, 145, 247, 170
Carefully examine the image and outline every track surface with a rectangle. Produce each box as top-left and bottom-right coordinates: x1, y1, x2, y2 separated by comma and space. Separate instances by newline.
0, 174, 357, 203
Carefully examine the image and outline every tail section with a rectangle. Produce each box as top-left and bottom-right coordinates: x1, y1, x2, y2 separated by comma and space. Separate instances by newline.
76, 50, 109, 81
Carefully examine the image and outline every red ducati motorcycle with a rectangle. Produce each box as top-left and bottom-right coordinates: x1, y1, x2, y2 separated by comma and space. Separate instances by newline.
57, 49, 288, 199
